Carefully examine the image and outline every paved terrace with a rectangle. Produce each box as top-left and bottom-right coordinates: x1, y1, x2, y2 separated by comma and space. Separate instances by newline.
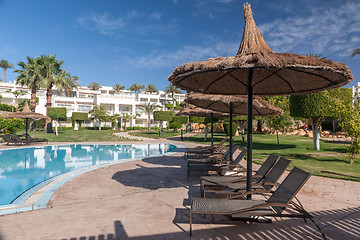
0, 137, 359, 240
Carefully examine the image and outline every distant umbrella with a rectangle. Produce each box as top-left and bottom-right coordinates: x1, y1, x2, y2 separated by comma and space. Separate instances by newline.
185, 93, 282, 161
169, 3, 353, 197
182, 107, 228, 148
3, 101, 48, 143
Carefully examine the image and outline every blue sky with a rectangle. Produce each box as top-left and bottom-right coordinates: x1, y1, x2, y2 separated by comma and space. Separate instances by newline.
0, 0, 359, 91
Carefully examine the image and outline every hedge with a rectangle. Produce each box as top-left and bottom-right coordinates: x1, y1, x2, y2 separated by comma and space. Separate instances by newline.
153, 111, 173, 122
223, 122, 238, 136
172, 115, 188, 124
47, 107, 67, 121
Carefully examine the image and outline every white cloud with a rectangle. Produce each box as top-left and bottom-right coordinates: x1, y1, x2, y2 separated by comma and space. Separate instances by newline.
77, 10, 169, 36
121, 41, 238, 70
258, 1, 360, 57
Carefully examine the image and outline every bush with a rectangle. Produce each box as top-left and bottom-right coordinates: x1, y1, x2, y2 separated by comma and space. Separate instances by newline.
153, 111, 173, 122
0, 117, 24, 134
223, 122, 238, 136
165, 103, 173, 109
47, 108, 67, 121
85, 126, 112, 130
36, 119, 46, 129
71, 112, 88, 127
189, 116, 206, 123
172, 116, 188, 124
0, 103, 16, 112
169, 122, 181, 131
126, 126, 148, 130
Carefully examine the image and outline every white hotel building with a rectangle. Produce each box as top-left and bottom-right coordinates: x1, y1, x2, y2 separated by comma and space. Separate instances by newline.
0, 81, 186, 128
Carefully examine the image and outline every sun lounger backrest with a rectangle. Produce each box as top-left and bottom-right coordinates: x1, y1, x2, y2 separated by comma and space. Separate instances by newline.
1, 134, 16, 143
223, 143, 237, 159
228, 147, 246, 170
253, 154, 279, 182
261, 157, 291, 189
267, 167, 311, 214
10, 134, 25, 142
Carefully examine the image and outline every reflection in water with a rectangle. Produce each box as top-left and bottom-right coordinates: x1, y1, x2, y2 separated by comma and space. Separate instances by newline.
0, 143, 176, 205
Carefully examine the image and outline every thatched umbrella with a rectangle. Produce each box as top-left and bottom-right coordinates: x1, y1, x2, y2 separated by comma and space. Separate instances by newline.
185, 93, 283, 160
182, 107, 228, 148
3, 101, 48, 142
169, 3, 353, 197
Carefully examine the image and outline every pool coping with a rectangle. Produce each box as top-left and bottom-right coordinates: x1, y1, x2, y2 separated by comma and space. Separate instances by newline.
0, 142, 185, 215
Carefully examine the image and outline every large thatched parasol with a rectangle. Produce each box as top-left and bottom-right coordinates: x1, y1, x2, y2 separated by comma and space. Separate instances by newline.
3, 101, 48, 142
185, 93, 283, 160
182, 107, 228, 148
169, 3, 353, 197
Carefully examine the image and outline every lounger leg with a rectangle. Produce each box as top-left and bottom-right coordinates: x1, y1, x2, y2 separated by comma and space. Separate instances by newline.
190, 212, 192, 236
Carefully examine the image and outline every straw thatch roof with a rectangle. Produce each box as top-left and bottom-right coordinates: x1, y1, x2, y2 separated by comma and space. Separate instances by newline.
181, 107, 229, 118
169, 3, 353, 95
184, 93, 283, 116
3, 101, 48, 120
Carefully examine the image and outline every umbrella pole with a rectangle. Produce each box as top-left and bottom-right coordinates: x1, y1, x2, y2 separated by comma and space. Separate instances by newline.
229, 102, 233, 162
247, 69, 254, 199
25, 118, 29, 144
211, 112, 214, 150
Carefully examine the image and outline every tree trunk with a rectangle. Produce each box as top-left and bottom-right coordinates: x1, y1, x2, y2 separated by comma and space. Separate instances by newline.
45, 82, 53, 133
172, 93, 175, 110
256, 118, 263, 133
54, 120, 59, 136
99, 119, 102, 131
311, 118, 321, 150
30, 88, 37, 112
3, 69, 6, 83
148, 114, 151, 130
276, 130, 280, 144
332, 119, 336, 133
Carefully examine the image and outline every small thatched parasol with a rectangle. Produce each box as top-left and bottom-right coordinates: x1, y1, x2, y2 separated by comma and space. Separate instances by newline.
184, 94, 283, 116
169, 3, 353, 197
3, 101, 48, 142
185, 93, 283, 159
182, 107, 228, 148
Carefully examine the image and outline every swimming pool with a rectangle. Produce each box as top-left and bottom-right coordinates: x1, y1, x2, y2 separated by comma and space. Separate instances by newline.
0, 143, 177, 205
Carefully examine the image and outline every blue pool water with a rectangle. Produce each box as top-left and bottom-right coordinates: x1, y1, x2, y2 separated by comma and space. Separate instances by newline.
0, 143, 177, 205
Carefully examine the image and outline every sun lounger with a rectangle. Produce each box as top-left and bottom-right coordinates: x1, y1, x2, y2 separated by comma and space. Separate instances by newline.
187, 147, 246, 181
185, 138, 227, 158
0, 134, 26, 145
9, 134, 29, 145
23, 133, 48, 143
200, 154, 279, 197
201, 156, 291, 198
187, 143, 238, 165
190, 167, 326, 239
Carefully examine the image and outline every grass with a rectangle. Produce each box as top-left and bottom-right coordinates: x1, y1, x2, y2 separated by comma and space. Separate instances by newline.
17, 128, 131, 142
130, 130, 181, 138
185, 132, 360, 182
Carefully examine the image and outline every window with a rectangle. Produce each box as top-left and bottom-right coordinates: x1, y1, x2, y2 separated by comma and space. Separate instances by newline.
140, 98, 147, 102
78, 105, 92, 112
119, 106, 130, 112
150, 99, 157, 103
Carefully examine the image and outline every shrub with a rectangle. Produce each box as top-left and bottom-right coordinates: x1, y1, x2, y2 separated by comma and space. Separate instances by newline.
172, 116, 188, 124
165, 103, 173, 109
189, 116, 206, 123
0, 117, 24, 134
223, 122, 238, 136
169, 122, 181, 132
71, 112, 88, 127
0, 103, 16, 112
153, 111, 173, 122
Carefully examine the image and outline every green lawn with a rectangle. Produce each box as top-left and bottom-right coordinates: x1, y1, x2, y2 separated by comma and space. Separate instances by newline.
17, 129, 130, 142
185, 132, 360, 182
130, 130, 181, 138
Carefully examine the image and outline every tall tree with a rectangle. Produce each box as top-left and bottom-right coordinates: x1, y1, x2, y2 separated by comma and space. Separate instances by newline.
64, 73, 79, 97
0, 59, 14, 83
164, 83, 182, 110
141, 102, 157, 130
290, 92, 331, 150
144, 84, 158, 94
113, 84, 125, 93
128, 83, 144, 94
14, 56, 43, 112
88, 82, 101, 91
351, 48, 360, 58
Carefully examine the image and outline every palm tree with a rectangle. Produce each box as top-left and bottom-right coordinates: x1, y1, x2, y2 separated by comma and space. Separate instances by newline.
113, 84, 125, 93
0, 59, 14, 83
351, 48, 360, 58
128, 83, 144, 94
64, 73, 79, 97
144, 84, 158, 94
40, 55, 67, 109
141, 102, 157, 130
14, 56, 43, 112
164, 83, 182, 110
89, 105, 109, 130
306, 53, 326, 59
88, 82, 101, 91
